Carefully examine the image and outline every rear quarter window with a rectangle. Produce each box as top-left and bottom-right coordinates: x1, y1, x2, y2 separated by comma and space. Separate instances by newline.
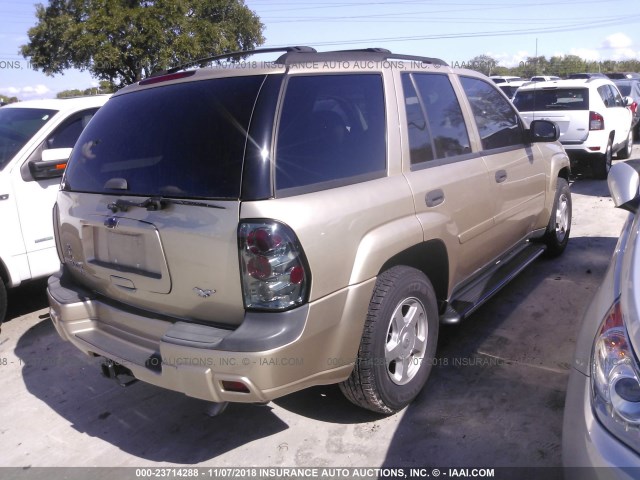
275, 74, 386, 194
401, 73, 471, 165
63, 76, 266, 199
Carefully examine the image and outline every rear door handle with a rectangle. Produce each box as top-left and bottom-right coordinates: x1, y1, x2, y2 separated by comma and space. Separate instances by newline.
425, 189, 445, 207
495, 170, 508, 183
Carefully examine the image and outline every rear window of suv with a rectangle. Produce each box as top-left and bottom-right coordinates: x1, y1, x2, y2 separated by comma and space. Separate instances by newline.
63, 75, 266, 199
513, 88, 589, 111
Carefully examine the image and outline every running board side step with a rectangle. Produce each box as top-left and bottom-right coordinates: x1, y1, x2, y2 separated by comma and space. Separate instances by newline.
441, 242, 546, 324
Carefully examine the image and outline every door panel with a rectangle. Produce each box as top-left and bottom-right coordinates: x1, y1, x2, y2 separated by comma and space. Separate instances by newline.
400, 72, 497, 287
459, 76, 547, 253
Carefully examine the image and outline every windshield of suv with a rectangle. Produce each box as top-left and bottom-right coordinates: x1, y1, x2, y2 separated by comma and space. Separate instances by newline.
63, 75, 266, 199
513, 88, 589, 111
0, 107, 57, 171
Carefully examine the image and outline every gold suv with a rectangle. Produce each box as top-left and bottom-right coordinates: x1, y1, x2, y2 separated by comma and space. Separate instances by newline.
47, 47, 571, 414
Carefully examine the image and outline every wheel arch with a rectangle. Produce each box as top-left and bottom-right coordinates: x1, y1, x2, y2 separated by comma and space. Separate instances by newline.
0, 257, 9, 287
378, 239, 449, 312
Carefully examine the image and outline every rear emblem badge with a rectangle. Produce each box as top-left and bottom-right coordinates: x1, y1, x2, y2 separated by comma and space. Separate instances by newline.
193, 287, 216, 298
104, 217, 119, 229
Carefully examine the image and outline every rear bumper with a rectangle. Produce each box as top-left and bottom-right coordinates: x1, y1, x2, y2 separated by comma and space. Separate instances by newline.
48, 268, 375, 403
562, 367, 640, 477
561, 130, 609, 160
562, 144, 605, 161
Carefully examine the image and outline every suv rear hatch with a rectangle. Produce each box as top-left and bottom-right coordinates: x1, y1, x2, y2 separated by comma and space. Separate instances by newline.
513, 86, 590, 143
57, 74, 269, 327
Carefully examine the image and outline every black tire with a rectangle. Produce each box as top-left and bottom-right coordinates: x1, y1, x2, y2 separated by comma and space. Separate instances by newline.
618, 128, 633, 160
339, 266, 439, 414
0, 280, 6, 332
591, 136, 613, 179
541, 177, 572, 257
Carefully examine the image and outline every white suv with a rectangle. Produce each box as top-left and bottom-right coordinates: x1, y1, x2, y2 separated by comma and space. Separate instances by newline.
513, 79, 634, 179
0, 96, 109, 326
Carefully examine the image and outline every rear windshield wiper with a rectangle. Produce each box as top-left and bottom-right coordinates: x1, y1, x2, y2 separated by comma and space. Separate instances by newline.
108, 196, 226, 213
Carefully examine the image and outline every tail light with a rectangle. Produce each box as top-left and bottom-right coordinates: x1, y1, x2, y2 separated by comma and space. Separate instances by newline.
52, 202, 65, 264
630, 102, 638, 114
590, 111, 605, 130
592, 300, 640, 453
238, 220, 310, 310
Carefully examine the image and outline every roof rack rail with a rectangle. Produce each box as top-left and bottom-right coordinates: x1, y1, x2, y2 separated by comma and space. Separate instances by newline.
149, 46, 448, 78
274, 48, 448, 67
151, 46, 317, 77
329, 48, 392, 54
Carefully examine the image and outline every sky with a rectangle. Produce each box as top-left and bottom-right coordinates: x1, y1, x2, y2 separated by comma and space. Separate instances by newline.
1, 0, 639, 100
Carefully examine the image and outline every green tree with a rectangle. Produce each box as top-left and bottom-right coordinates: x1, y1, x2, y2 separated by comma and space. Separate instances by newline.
0, 95, 19, 104
515, 56, 549, 78
21, 0, 265, 87
466, 54, 499, 76
56, 79, 116, 98
56, 89, 85, 98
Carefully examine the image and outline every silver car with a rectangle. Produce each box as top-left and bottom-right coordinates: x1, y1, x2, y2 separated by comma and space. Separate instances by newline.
563, 160, 640, 476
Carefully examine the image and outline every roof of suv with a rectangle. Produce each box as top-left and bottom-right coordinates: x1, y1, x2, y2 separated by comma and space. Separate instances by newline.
118, 46, 458, 97
515, 78, 616, 91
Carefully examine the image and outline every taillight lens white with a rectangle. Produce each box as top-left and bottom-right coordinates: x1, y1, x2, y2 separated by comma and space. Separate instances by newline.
238, 221, 309, 310
591, 299, 640, 453
590, 111, 604, 130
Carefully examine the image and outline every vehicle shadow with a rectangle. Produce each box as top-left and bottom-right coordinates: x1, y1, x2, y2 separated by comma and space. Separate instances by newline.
15, 318, 288, 464
370, 235, 618, 471
569, 177, 611, 197
3, 278, 49, 327
273, 384, 385, 424
570, 153, 640, 187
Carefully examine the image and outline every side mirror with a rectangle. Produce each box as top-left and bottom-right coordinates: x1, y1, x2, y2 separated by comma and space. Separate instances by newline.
529, 119, 560, 143
28, 148, 73, 180
624, 96, 634, 107
608, 160, 640, 213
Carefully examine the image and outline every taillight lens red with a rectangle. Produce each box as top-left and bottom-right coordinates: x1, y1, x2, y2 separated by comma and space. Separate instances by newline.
238, 221, 310, 310
590, 111, 605, 130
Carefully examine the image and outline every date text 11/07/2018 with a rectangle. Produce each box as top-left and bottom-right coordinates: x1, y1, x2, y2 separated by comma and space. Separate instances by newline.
134, 467, 496, 478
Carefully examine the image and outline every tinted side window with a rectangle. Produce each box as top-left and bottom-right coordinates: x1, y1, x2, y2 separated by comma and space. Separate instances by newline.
401, 75, 434, 164
275, 74, 386, 193
598, 85, 615, 107
47, 109, 98, 149
461, 76, 525, 150
609, 85, 624, 107
410, 73, 471, 160
64, 76, 265, 199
